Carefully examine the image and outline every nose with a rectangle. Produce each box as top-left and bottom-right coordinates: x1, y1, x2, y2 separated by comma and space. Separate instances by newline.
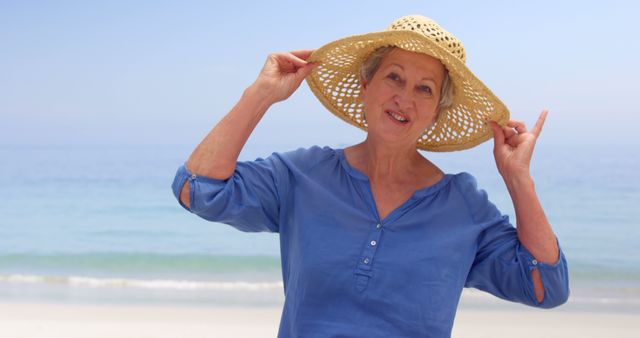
393, 89, 415, 112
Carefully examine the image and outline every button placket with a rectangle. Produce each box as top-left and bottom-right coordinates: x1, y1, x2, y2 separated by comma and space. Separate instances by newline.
357, 224, 382, 269
354, 222, 384, 291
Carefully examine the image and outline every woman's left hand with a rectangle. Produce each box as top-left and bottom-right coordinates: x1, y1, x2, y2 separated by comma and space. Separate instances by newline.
488, 110, 548, 180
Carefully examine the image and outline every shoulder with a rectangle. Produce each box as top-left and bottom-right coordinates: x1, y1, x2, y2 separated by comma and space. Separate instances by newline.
449, 172, 501, 222
451, 172, 481, 192
274, 145, 339, 171
239, 146, 339, 178
279, 145, 335, 159
449, 171, 488, 207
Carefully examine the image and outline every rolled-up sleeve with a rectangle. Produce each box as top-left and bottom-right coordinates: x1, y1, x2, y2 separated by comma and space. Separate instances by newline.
171, 154, 288, 233
457, 173, 570, 308
514, 240, 570, 308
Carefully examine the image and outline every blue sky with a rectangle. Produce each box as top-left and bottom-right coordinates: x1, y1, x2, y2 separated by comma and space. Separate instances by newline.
1, 0, 637, 148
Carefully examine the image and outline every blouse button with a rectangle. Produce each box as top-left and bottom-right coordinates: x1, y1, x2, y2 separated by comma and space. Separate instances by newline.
532, 259, 538, 265
376, 224, 382, 229
363, 258, 370, 264
370, 240, 377, 246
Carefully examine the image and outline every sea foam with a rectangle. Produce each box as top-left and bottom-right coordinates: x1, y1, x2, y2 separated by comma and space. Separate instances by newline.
0, 274, 283, 291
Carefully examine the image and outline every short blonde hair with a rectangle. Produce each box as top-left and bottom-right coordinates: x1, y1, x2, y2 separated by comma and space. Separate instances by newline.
359, 46, 454, 111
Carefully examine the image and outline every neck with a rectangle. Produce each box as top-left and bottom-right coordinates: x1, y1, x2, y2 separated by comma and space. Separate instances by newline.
349, 136, 422, 179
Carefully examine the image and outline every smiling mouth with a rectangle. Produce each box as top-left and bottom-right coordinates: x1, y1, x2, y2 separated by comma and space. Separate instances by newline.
386, 110, 409, 123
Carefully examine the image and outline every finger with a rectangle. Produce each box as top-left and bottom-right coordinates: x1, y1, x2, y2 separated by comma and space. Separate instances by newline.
506, 120, 527, 134
284, 53, 310, 68
272, 51, 312, 69
489, 121, 505, 148
502, 125, 517, 139
290, 49, 316, 60
505, 134, 520, 148
502, 124, 523, 148
295, 62, 320, 81
530, 109, 549, 137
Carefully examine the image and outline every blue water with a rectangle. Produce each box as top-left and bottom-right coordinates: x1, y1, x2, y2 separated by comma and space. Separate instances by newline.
1, 144, 638, 308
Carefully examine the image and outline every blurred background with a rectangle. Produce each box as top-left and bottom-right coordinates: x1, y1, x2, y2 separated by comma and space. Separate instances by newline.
1, 0, 639, 336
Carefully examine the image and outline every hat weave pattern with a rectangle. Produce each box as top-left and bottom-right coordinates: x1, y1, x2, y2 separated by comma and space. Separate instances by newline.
306, 15, 510, 152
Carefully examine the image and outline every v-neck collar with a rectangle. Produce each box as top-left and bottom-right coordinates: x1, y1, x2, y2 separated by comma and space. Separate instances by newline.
334, 148, 453, 224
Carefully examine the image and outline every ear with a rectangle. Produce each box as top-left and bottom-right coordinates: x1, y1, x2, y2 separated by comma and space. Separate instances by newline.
359, 75, 368, 100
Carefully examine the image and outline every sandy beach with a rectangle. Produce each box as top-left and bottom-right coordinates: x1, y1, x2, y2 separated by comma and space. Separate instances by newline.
1, 301, 638, 338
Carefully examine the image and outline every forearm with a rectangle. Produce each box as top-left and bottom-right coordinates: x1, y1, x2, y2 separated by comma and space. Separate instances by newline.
179, 84, 274, 209
186, 83, 274, 180
176, 50, 316, 210
505, 174, 559, 264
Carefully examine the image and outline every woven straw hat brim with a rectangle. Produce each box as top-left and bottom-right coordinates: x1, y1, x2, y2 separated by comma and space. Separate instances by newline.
306, 30, 510, 152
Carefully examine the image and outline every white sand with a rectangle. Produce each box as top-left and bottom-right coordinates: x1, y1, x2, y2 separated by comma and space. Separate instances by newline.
452, 309, 640, 338
0, 301, 638, 338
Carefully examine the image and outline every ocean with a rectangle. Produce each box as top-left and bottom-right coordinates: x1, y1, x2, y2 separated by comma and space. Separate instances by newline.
1, 143, 638, 311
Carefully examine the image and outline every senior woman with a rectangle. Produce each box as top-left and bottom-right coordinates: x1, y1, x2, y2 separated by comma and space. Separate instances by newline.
171, 15, 569, 338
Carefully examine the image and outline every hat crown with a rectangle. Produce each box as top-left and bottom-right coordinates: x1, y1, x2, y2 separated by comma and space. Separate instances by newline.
387, 15, 466, 63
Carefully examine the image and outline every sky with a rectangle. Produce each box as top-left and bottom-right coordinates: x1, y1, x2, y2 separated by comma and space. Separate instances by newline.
1, 0, 638, 148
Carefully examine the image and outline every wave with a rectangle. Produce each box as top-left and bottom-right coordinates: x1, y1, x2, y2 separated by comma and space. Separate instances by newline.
0, 253, 281, 275
0, 274, 283, 291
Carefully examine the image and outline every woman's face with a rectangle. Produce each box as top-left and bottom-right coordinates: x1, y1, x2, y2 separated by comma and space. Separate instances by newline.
360, 48, 446, 148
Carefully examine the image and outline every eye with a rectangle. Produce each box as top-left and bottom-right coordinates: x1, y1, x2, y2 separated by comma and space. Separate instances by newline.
418, 85, 432, 94
387, 72, 401, 82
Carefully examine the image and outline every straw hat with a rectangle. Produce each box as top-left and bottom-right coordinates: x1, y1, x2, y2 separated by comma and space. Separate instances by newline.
306, 15, 510, 152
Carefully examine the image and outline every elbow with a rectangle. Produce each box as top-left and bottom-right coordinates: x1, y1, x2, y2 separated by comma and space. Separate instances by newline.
171, 162, 231, 212
549, 272, 571, 307
179, 181, 191, 209
537, 286, 570, 309
533, 268, 570, 309
171, 165, 194, 211
171, 164, 231, 219
530, 247, 570, 309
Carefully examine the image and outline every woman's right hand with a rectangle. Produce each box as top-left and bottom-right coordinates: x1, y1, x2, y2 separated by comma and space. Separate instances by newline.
252, 49, 319, 104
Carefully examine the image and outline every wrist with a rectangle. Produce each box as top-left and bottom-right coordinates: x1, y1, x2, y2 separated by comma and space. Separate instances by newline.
246, 80, 279, 108
504, 172, 535, 193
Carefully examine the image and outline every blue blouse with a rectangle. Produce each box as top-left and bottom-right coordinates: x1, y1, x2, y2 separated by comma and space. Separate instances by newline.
171, 146, 569, 338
